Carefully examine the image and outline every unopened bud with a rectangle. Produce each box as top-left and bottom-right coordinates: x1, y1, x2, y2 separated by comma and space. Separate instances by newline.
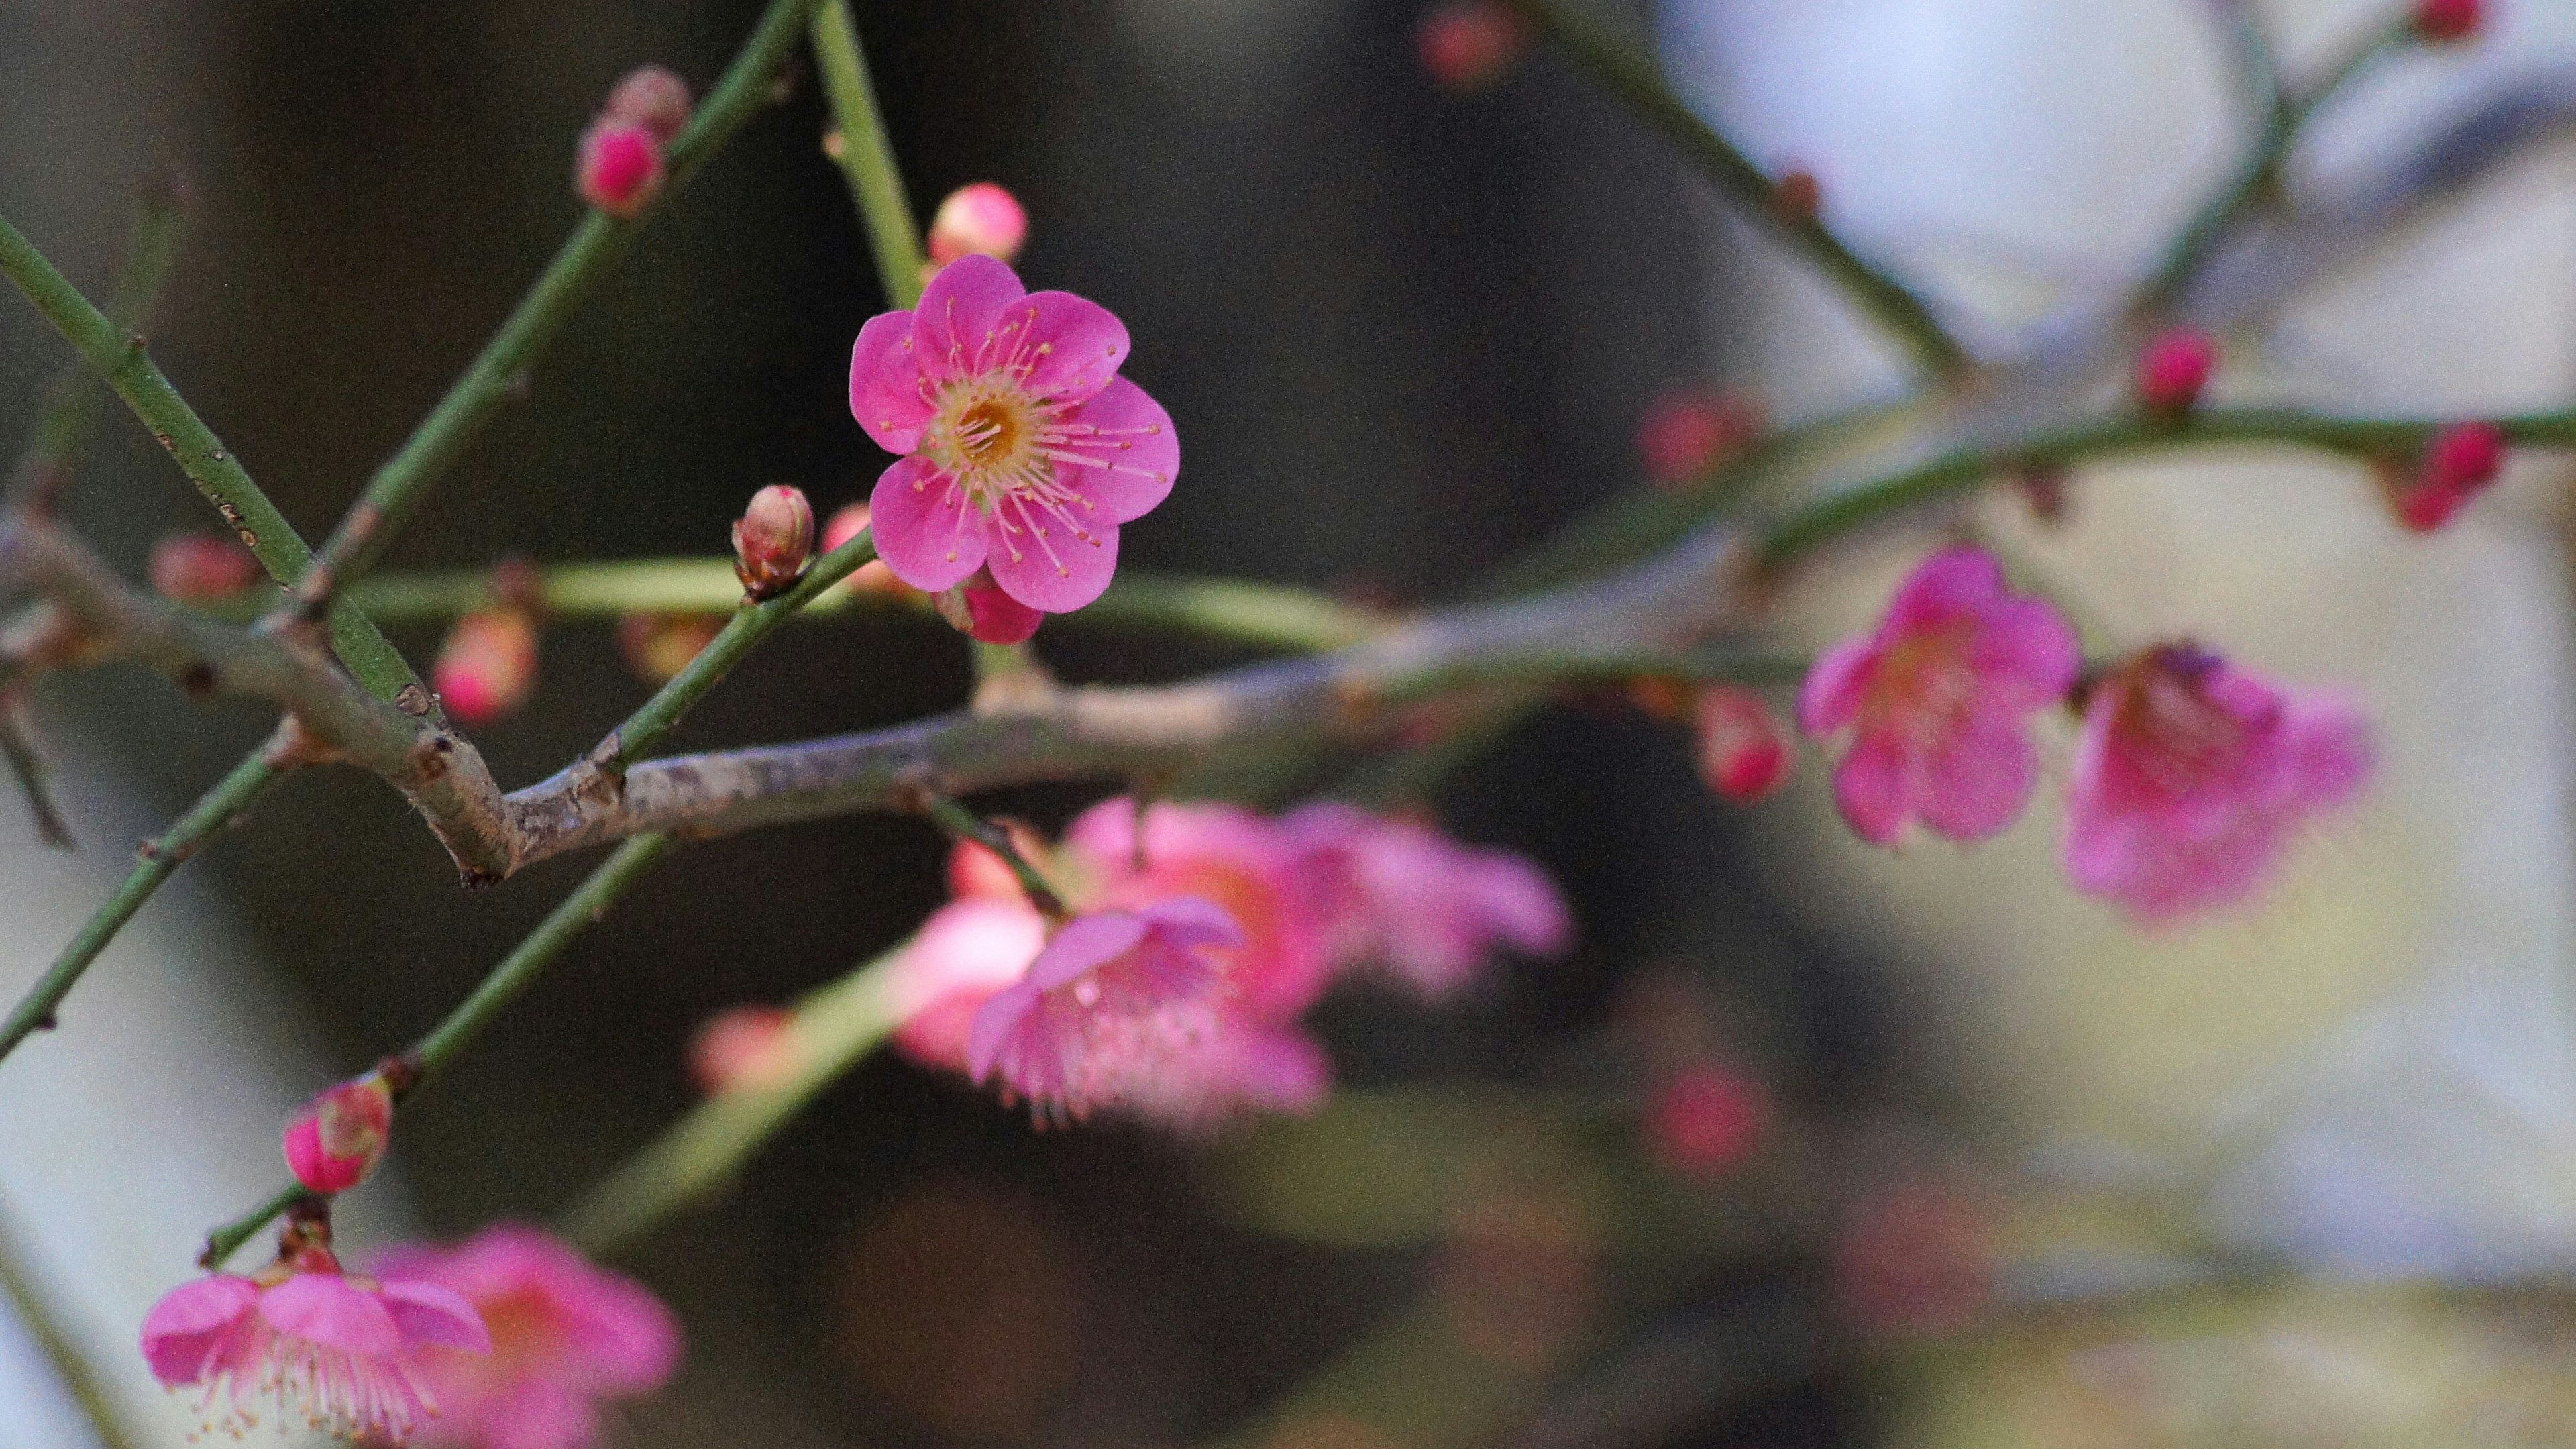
928, 182, 1029, 267
435, 609, 539, 726
604, 65, 694, 142
1693, 685, 1792, 802
1646, 1063, 1770, 1177
616, 612, 724, 684
1637, 388, 1764, 490
576, 119, 666, 220
1418, 1, 1531, 93
689, 1005, 800, 1093
2412, 0, 2483, 42
733, 485, 815, 600
2394, 421, 2506, 533
149, 533, 261, 603
934, 573, 1041, 643
282, 1075, 394, 1195
2134, 326, 2216, 415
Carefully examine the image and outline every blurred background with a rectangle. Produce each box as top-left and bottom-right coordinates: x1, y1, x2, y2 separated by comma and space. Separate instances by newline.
5, 0, 2576, 1445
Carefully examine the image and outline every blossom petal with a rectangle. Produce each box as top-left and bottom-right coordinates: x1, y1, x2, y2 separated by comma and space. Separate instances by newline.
476, 1379, 602, 1449
1135, 895, 1248, 951
1915, 712, 2040, 841
984, 513, 1119, 613
869, 455, 986, 592
1020, 290, 1132, 405
1831, 734, 1917, 845
1884, 544, 2008, 630
378, 1278, 492, 1353
258, 1273, 402, 1358
140, 1275, 259, 1386
1799, 636, 1880, 735
909, 254, 1028, 384
1059, 378, 1179, 524
1024, 911, 1153, 993
1971, 597, 2082, 706
849, 309, 932, 454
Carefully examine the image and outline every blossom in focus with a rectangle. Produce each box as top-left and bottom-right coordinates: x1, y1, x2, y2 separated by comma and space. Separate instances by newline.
602, 66, 692, 142
614, 612, 723, 685
851, 254, 1175, 616
1692, 685, 1793, 802
142, 1251, 488, 1443
1417, 1, 1531, 93
1635, 387, 1763, 489
2413, 0, 2483, 42
928, 182, 1028, 267
2063, 643, 2373, 922
574, 121, 663, 219
688, 1004, 799, 1093
1798, 546, 2080, 845
2392, 421, 2505, 533
2133, 326, 2215, 415
378, 1225, 681, 1449
1279, 801, 1571, 1000
150, 531, 260, 603
437, 609, 540, 727
283, 1073, 395, 1195
965, 897, 1240, 1122
1645, 1063, 1769, 1177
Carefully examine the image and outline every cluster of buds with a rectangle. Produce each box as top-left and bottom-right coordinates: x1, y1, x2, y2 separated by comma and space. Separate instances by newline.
2134, 325, 2216, 416
576, 65, 693, 219
733, 484, 816, 600
926, 182, 1028, 270
1418, 1, 1532, 93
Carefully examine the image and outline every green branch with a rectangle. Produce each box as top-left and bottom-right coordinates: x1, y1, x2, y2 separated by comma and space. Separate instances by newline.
811, 0, 926, 311
914, 790, 1068, 917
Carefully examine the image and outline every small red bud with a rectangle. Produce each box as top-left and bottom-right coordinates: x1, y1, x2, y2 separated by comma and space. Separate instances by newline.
576, 119, 666, 219
1638, 388, 1766, 490
435, 609, 539, 726
689, 1005, 800, 1093
2394, 421, 2507, 533
2134, 326, 2216, 415
934, 573, 1042, 643
282, 1075, 394, 1195
2412, 0, 2483, 42
1693, 686, 1793, 802
927, 182, 1029, 267
732, 485, 816, 600
1646, 1063, 1770, 1177
1418, 1, 1531, 93
615, 612, 724, 684
604, 65, 694, 142
148, 532, 261, 603
1773, 168, 1823, 224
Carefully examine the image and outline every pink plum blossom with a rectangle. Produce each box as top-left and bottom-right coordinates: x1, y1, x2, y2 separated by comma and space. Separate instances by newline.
1064, 798, 1334, 1020
965, 897, 1240, 1122
1279, 802, 1571, 999
141, 1259, 488, 1443
851, 254, 1175, 616
376, 1225, 682, 1449
888, 894, 1049, 1073
1797, 546, 2080, 846
2063, 643, 2373, 922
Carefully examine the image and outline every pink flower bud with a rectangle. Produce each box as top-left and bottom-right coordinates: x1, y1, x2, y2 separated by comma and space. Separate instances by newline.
615, 612, 724, 684
928, 182, 1029, 267
732, 485, 816, 600
576, 119, 665, 220
2134, 327, 2216, 415
1646, 1063, 1770, 1177
1418, 1, 1531, 93
1637, 388, 1764, 490
282, 1075, 394, 1194
2394, 421, 2506, 533
603, 65, 694, 142
688, 1005, 800, 1093
2413, 0, 2483, 42
1693, 686, 1792, 803
934, 572, 1043, 644
148, 532, 260, 603
435, 610, 539, 726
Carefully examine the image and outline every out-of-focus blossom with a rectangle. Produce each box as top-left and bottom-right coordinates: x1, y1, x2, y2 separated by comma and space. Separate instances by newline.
821, 502, 916, 598
574, 121, 663, 219
1635, 387, 1764, 489
851, 255, 1175, 616
2392, 421, 2505, 533
966, 898, 1240, 1122
928, 182, 1028, 267
602, 66, 692, 142
1068, 798, 1334, 1018
687, 1004, 799, 1093
1417, 1, 1532, 93
2134, 326, 2216, 415
142, 1233, 488, 1444
614, 612, 723, 685
150, 532, 260, 603
379, 1225, 680, 1449
283, 1073, 394, 1195
2413, 0, 2483, 42
933, 572, 1044, 643
1645, 1062, 1770, 1177
731, 484, 814, 600
1798, 546, 2079, 845
2063, 643, 2373, 922
889, 895, 1049, 1072
1279, 802, 1570, 999
1693, 685, 1794, 802
436, 610, 539, 727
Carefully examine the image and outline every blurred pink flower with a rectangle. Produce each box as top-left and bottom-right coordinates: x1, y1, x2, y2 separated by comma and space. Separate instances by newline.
1280, 802, 1570, 999
1693, 685, 1794, 803
889, 895, 1049, 1073
2134, 326, 2215, 415
1646, 1063, 1770, 1177
1065, 798, 1333, 1019
142, 1263, 487, 1443
379, 1225, 680, 1449
1798, 546, 2079, 845
966, 898, 1240, 1122
852, 254, 1175, 615
2064, 643, 2373, 922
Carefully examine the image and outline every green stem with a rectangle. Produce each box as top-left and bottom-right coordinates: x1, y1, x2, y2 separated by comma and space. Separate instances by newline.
0, 1205, 139, 1449
0, 208, 421, 702
1503, 0, 1968, 382
289, 0, 823, 602
5, 176, 190, 515
200, 833, 676, 1269
914, 791, 1069, 917
810, 0, 926, 309
559, 943, 911, 1256
0, 749, 282, 1069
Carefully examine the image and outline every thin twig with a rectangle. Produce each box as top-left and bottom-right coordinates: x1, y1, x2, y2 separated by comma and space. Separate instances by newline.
810, 0, 926, 311
910, 789, 1069, 917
